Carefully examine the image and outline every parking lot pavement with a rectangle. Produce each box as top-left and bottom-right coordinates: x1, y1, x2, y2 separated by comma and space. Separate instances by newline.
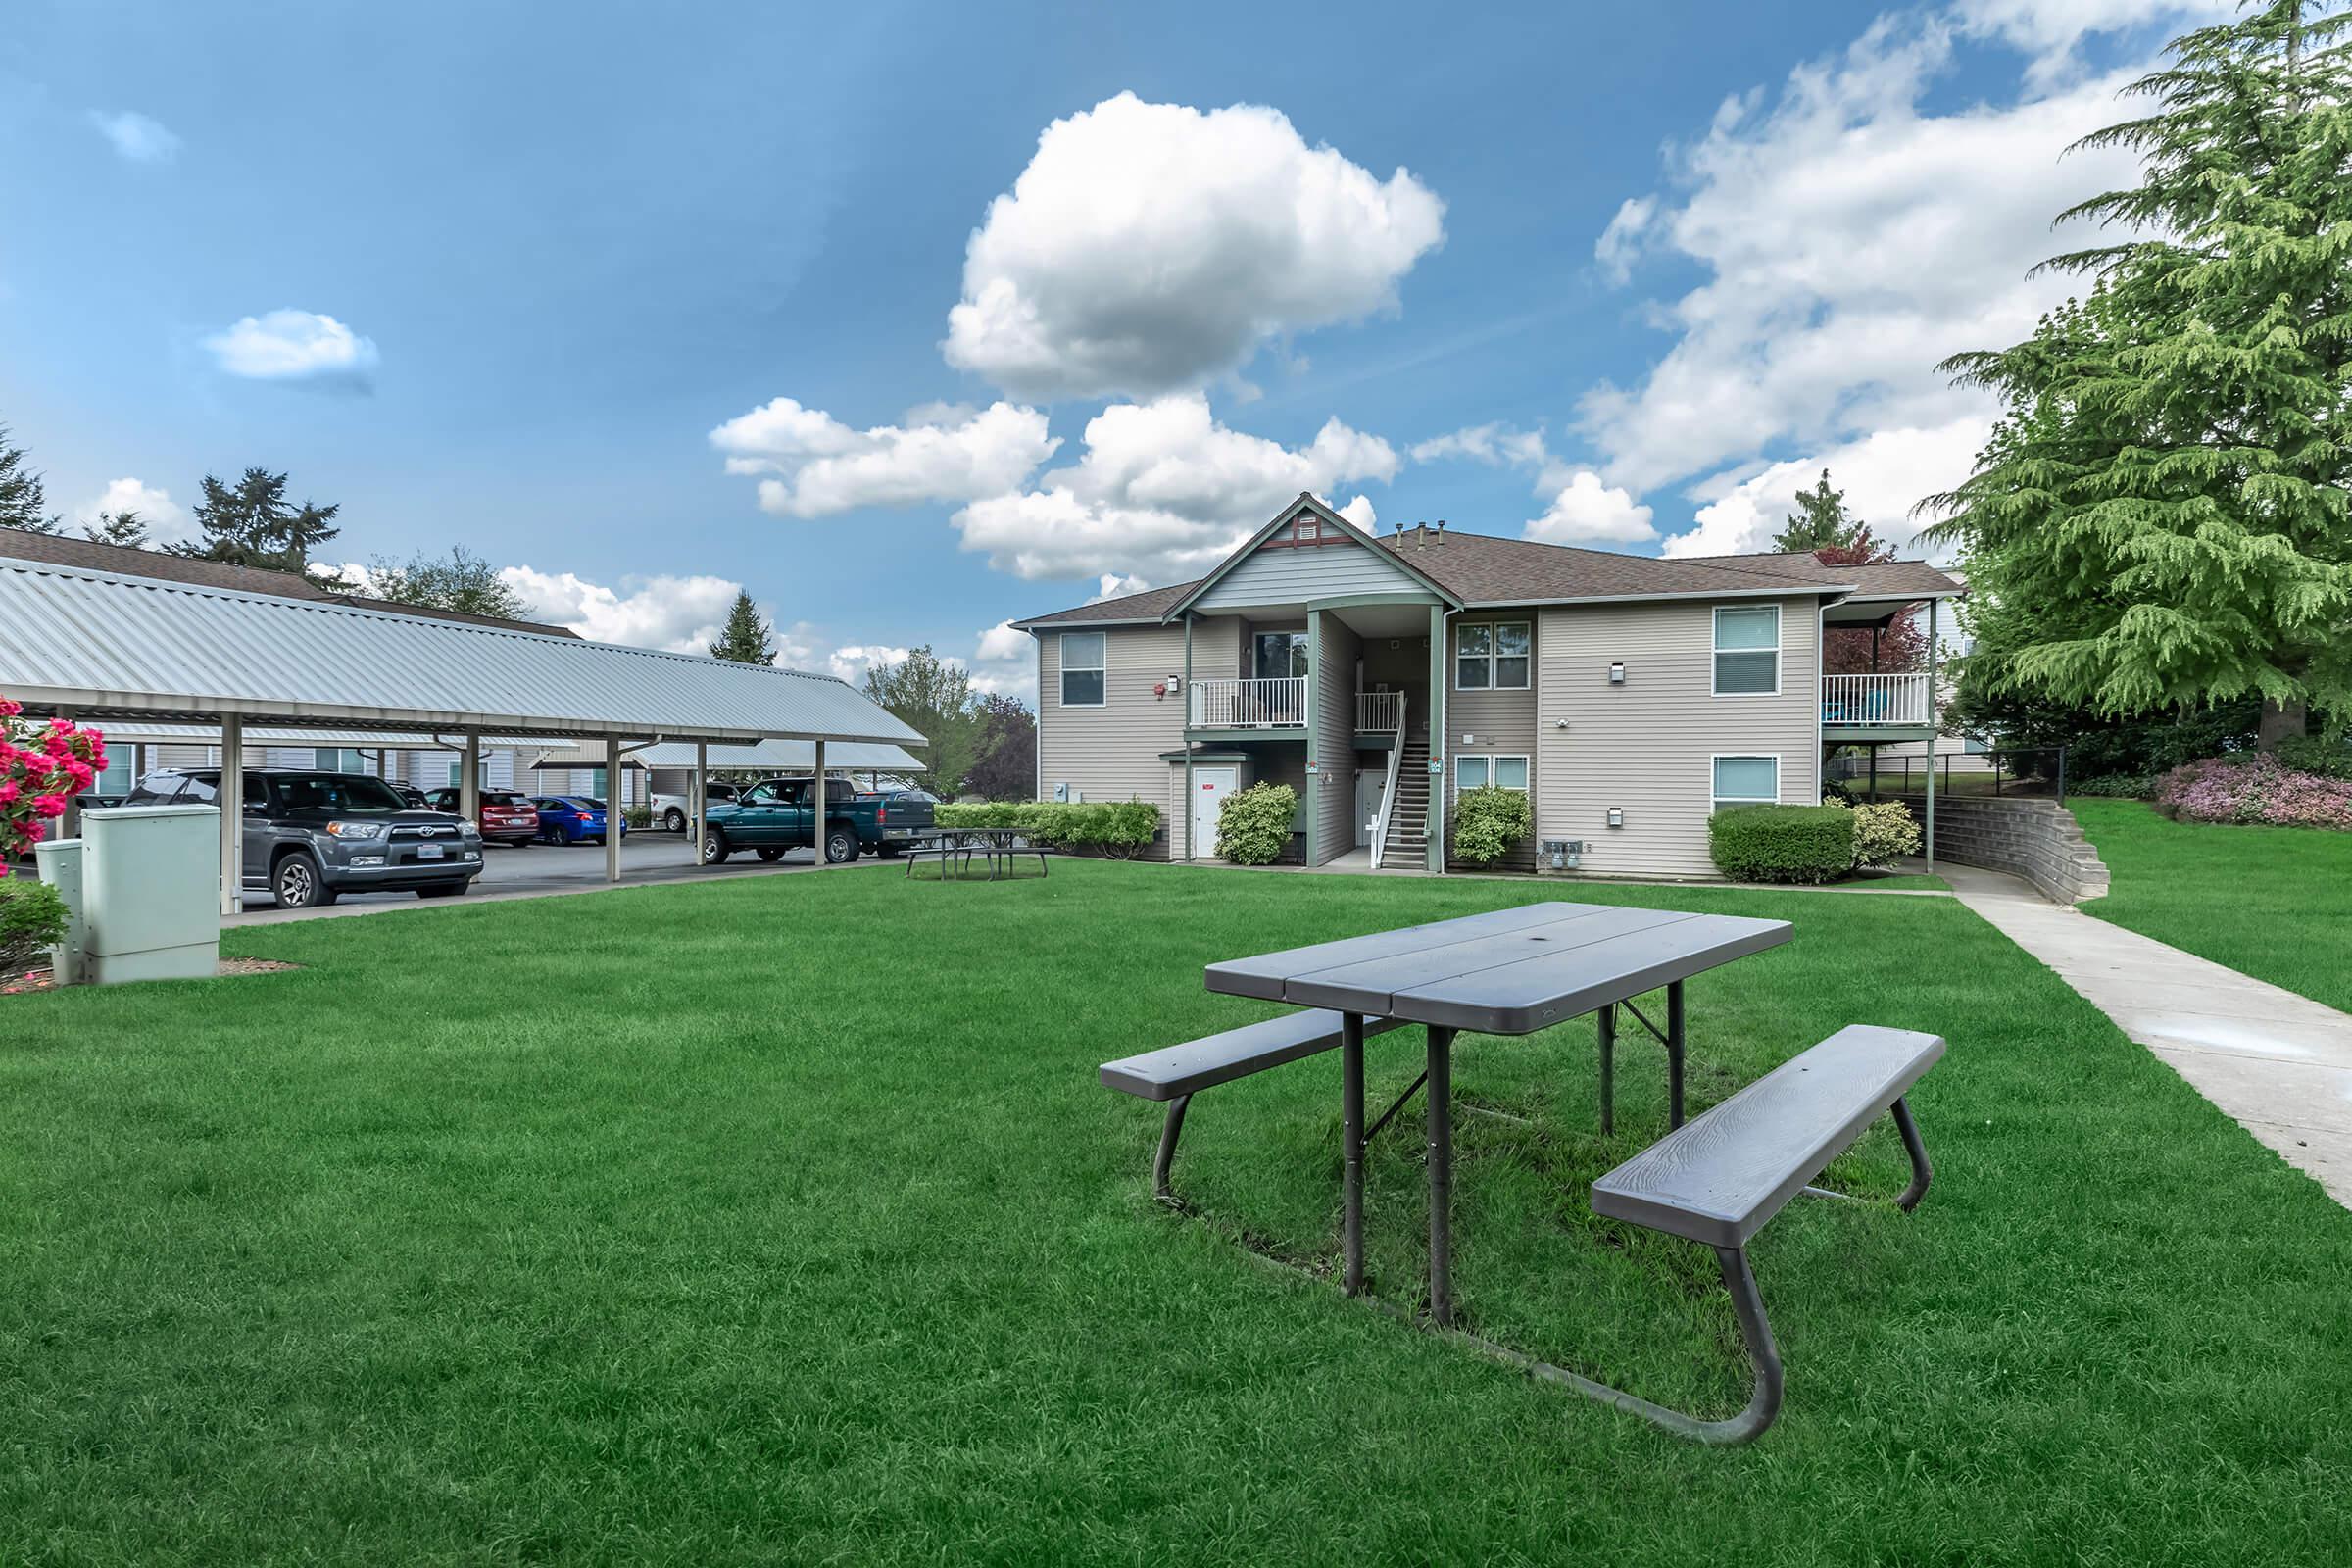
222, 829, 881, 926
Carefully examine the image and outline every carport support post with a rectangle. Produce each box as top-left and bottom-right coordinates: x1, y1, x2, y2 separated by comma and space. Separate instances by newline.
1924, 597, 1938, 875
460, 732, 480, 821
219, 714, 243, 915
693, 741, 708, 865
605, 736, 622, 884
812, 740, 827, 863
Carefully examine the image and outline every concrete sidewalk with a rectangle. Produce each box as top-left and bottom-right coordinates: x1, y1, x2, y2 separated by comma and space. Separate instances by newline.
1943, 860, 2352, 1207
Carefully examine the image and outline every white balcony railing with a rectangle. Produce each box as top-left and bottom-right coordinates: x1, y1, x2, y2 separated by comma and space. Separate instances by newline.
1356, 691, 1402, 732
1822, 672, 1933, 727
1190, 676, 1306, 728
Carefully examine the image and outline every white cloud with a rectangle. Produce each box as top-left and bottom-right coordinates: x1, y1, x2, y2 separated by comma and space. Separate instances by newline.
1336, 495, 1377, 531
950, 392, 1397, 582
74, 476, 195, 547
709, 398, 1056, 517
943, 92, 1446, 400
817, 643, 913, 684
1953, 0, 2230, 84
1525, 471, 1657, 545
499, 566, 742, 652
203, 309, 378, 383
1663, 416, 1986, 560
1577, 12, 2169, 547
1087, 573, 1150, 602
1409, 422, 1557, 478
968, 621, 1037, 702
88, 110, 179, 164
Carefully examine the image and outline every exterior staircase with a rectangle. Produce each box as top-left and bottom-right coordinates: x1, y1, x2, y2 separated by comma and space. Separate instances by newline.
1379, 737, 1432, 870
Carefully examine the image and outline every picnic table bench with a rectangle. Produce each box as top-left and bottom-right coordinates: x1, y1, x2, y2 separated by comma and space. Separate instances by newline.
1098, 902, 1944, 1445
903, 827, 1052, 880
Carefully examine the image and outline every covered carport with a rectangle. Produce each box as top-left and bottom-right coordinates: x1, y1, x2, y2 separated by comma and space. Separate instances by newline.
0, 554, 925, 912
522, 738, 928, 824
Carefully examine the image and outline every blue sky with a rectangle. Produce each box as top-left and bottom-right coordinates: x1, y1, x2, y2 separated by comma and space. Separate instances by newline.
1, 1, 2219, 696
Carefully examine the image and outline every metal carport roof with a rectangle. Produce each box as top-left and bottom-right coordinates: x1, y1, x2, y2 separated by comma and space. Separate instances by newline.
0, 555, 926, 747
526, 739, 927, 774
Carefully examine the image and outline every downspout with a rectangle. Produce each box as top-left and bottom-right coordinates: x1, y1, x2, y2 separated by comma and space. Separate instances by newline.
1182, 612, 1195, 859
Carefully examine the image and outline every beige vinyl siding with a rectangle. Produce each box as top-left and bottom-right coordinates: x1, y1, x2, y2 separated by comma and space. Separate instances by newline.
1536, 597, 1821, 879
1190, 614, 1248, 680
1446, 613, 1540, 872
1038, 623, 1187, 859
1309, 612, 1359, 864
1194, 537, 1420, 611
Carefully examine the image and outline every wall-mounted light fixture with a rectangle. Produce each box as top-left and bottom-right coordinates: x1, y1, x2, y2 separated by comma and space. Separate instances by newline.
1608, 662, 1627, 684
1167, 673, 1182, 692
1553, 717, 1569, 731
1607, 806, 1625, 829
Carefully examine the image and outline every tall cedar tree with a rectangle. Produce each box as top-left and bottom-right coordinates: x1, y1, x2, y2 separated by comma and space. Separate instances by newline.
366, 545, 532, 619
861, 647, 978, 799
706, 591, 776, 663
182, 466, 345, 581
1928, 1, 2352, 749
81, 511, 149, 548
1772, 469, 1855, 552
965, 693, 1037, 801
0, 422, 61, 535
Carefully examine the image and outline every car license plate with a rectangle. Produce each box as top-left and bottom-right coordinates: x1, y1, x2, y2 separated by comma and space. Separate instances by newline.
416, 843, 445, 860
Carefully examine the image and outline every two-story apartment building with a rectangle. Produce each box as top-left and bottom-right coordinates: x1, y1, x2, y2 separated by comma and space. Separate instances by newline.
1011, 494, 1961, 879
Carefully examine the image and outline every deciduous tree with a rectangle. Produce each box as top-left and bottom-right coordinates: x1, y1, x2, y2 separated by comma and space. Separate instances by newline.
965, 693, 1036, 801
364, 545, 531, 619
861, 647, 978, 799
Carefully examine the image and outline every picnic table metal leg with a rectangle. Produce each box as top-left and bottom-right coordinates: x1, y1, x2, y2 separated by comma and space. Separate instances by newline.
1342, 1012, 1366, 1296
1666, 980, 1687, 1129
1597, 1004, 1616, 1137
1152, 1093, 1192, 1202
1891, 1095, 1933, 1211
1427, 1024, 1456, 1327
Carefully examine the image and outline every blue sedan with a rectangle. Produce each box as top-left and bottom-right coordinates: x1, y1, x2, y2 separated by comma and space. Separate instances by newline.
529, 795, 628, 845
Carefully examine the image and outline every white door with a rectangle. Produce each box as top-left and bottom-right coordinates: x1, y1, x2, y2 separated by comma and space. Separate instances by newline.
1355, 770, 1386, 847
1192, 766, 1237, 857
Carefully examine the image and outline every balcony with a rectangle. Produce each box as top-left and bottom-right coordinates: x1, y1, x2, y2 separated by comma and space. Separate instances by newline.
1186, 678, 1404, 731
1822, 672, 1932, 729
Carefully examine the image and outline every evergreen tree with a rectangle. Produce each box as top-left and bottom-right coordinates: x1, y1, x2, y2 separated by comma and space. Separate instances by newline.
0, 421, 62, 535
706, 591, 776, 663
1929, 1, 2352, 749
965, 693, 1037, 801
861, 647, 979, 799
1773, 469, 1855, 552
81, 510, 150, 548
364, 545, 531, 619
182, 466, 344, 577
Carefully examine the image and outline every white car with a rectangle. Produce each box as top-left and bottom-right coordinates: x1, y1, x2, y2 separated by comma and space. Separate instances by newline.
650, 780, 739, 833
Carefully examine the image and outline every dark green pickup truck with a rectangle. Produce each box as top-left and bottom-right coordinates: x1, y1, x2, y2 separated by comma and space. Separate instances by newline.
698, 775, 934, 865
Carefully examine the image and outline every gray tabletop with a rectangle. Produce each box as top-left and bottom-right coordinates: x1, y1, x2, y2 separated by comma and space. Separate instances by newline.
1204, 902, 1791, 1034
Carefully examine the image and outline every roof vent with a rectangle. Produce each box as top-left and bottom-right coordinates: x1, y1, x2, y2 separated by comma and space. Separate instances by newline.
1434, 519, 1446, 546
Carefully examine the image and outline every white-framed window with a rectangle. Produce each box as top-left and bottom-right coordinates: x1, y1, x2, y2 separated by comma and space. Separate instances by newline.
1455, 622, 1531, 691
1712, 606, 1780, 695
313, 747, 368, 773
1455, 754, 1530, 792
1711, 755, 1780, 812
1060, 631, 1106, 707
1291, 514, 1320, 541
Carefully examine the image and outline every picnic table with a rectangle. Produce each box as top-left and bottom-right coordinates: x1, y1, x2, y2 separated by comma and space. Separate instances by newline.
1204, 903, 1790, 1325
903, 826, 1050, 881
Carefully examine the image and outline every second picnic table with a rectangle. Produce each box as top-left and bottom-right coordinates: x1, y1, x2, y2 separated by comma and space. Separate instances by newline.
1204, 901, 1791, 1325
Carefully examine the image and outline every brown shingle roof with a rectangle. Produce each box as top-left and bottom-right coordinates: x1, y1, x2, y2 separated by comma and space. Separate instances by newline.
1011, 522, 1964, 628
0, 526, 581, 636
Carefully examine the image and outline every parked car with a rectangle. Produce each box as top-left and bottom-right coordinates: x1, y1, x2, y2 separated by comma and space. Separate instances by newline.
388, 781, 429, 808
124, 767, 484, 908
423, 786, 541, 845
698, 775, 933, 865
529, 795, 626, 845
649, 780, 739, 835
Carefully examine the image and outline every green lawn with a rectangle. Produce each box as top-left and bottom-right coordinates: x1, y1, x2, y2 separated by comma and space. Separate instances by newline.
3, 861, 2347, 1563
2074, 797, 2352, 1014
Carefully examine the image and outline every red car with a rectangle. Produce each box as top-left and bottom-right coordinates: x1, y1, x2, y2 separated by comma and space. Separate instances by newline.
424, 787, 541, 845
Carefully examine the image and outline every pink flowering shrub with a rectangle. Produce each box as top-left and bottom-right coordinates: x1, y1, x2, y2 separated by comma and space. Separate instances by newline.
0, 696, 109, 876
2153, 755, 2352, 831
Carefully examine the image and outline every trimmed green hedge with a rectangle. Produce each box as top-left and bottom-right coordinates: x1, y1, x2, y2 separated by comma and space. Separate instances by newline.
0, 877, 68, 978
1708, 804, 1854, 884
1214, 782, 1297, 865
1452, 785, 1533, 866
934, 800, 1159, 856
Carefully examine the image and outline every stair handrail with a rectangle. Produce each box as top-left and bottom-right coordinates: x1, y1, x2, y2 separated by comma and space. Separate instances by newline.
1370, 693, 1407, 865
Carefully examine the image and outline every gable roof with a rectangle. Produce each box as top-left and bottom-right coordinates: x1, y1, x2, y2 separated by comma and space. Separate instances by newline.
1162, 493, 1461, 618
0, 526, 582, 636
1011, 507, 1962, 630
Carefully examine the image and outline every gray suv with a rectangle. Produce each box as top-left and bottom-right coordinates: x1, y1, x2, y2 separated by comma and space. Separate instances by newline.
125, 768, 486, 909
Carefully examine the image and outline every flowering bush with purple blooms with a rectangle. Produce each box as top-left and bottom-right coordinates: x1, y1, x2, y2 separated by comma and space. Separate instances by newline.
2153, 755, 2352, 830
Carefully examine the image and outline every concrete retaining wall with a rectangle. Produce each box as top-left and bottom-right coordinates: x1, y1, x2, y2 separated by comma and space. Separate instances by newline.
1892, 793, 2110, 904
